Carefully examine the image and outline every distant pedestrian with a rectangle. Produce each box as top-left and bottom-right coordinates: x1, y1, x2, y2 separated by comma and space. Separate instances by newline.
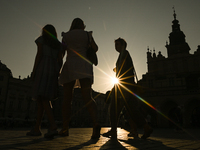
26, 24, 63, 138
58, 18, 100, 139
102, 38, 153, 139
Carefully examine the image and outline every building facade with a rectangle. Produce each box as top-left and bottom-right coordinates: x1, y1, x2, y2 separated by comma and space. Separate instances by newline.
138, 11, 200, 128
0, 61, 12, 118
0, 61, 109, 127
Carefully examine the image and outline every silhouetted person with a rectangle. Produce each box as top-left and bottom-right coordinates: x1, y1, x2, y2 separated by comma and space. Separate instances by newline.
58, 18, 100, 139
27, 24, 62, 138
102, 38, 153, 139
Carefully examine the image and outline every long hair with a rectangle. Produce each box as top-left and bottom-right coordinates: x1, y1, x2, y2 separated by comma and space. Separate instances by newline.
42, 24, 60, 49
69, 18, 85, 31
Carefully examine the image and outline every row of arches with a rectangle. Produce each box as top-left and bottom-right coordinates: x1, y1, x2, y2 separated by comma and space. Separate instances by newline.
142, 98, 200, 128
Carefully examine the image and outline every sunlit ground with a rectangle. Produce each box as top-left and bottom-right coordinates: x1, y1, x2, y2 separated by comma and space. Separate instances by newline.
1, 127, 199, 149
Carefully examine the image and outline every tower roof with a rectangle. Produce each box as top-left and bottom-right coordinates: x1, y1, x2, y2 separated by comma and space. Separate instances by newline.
165, 8, 190, 57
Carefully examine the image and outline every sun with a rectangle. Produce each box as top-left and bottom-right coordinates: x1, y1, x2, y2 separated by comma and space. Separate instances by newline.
111, 77, 119, 85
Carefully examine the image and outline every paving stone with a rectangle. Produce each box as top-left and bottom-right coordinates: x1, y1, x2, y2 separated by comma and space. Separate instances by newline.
0, 128, 200, 150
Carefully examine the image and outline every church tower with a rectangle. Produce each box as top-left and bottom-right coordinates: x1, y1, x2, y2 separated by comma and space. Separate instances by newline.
165, 8, 190, 57
139, 8, 200, 128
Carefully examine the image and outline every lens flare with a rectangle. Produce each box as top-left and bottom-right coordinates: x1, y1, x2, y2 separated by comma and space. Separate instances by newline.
111, 77, 119, 85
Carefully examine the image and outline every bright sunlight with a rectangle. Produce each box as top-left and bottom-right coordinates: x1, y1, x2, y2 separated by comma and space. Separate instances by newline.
111, 77, 119, 85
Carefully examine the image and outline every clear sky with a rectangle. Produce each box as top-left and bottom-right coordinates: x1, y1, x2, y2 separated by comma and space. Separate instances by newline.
1, 0, 200, 93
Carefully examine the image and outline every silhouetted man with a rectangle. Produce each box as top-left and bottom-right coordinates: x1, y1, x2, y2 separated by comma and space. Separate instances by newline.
103, 38, 153, 139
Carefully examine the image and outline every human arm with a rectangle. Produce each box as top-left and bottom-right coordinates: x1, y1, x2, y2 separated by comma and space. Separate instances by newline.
61, 38, 67, 58
57, 47, 63, 75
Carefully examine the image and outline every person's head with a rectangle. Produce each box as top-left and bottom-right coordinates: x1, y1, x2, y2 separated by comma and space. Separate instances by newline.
115, 38, 127, 53
69, 18, 85, 31
42, 24, 60, 49
42, 24, 57, 39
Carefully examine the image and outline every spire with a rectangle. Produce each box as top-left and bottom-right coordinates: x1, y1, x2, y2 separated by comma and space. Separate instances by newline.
173, 6, 176, 20
172, 7, 180, 32
153, 48, 156, 58
165, 8, 190, 57
147, 46, 152, 60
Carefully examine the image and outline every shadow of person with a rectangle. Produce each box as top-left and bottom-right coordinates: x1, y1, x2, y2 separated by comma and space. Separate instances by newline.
1, 137, 45, 149
100, 138, 128, 150
118, 138, 179, 150
64, 138, 99, 150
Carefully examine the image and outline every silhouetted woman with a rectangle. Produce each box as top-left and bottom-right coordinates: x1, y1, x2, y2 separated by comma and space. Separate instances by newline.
59, 18, 100, 139
27, 24, 62, 138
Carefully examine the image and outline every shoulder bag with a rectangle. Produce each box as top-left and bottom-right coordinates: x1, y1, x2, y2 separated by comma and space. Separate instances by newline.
87, 32, 98, 66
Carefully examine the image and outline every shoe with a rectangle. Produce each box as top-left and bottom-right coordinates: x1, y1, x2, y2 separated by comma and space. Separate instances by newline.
58, 129, 69, 136
26, 129, 42, 136
44, 130, 58, 138
91, 125, 101, 139
128, 131, 139, 138
102, 130, 117, 139
141, 127, 153, 139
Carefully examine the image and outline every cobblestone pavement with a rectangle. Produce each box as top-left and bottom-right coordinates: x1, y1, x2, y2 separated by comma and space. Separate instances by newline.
0, 127, 200, 150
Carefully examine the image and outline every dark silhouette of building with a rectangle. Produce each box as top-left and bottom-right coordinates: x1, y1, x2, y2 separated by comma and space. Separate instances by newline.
138, 10, 200, 128
0, 61, 109, 127
0, 61, 12, 118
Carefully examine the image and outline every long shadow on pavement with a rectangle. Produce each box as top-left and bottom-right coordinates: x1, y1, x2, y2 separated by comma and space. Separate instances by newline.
118, 138, 179, 150
100, 138, 128, 150
0, 137, 45, 149
63, 138, 99, 150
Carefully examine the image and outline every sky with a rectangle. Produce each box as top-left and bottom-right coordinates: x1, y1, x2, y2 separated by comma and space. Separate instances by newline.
0, 0, 200, 93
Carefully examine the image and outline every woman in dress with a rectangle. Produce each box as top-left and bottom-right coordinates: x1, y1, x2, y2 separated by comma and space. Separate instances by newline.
26, 24, 62, 138
59, 18, 100, 139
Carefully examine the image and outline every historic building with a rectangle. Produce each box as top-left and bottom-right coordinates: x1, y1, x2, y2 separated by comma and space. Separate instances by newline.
138, 10, 200, 128
0, 61, 109, 127
0, 61, 12, 118
0, 61, 37, 125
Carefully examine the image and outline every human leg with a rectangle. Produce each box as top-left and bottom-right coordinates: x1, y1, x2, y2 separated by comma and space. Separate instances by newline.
41, 98, 58, 138
102, 86, 124, 138
42, 99, 57, 130
26, 99, 44, 136
59, 81, 75, 135
124, 94, 153, 139
79, 78, 98, 125
79, 78, 100, 138
35, 100, 44, 132
123, 109, 138, 138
